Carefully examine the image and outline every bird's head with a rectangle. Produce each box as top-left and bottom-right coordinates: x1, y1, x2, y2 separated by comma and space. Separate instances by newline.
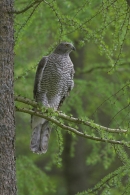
54, 42, 76, 54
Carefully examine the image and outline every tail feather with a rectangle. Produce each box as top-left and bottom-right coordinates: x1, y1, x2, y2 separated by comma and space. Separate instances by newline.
40, 121, 51, 153
30, 120, 51, 154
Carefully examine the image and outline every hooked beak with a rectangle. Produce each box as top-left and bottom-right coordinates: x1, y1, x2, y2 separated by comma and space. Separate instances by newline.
72, 46, 76, 51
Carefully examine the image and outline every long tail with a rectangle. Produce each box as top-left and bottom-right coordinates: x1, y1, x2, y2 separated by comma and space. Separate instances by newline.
30, 116, 51, 154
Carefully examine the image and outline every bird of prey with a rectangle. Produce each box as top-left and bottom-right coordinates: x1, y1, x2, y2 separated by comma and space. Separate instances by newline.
31, 42, 75, 154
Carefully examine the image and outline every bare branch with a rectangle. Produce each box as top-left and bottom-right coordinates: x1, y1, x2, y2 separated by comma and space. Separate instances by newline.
14, 95, 127, 134
15, 106, 129, 147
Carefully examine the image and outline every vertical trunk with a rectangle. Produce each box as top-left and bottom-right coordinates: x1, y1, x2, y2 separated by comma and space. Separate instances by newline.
0, 0, 16, 194
63, 134, 89, 195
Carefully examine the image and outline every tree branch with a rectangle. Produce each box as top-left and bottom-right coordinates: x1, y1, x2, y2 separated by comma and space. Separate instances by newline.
14, 95, 127, 134
15, 106, 129, 147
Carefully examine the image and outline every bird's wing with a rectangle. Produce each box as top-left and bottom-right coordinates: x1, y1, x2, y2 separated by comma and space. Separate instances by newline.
33, 56, 48, 99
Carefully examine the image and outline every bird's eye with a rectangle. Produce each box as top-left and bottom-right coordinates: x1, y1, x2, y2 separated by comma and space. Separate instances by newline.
65, 44, 69, 47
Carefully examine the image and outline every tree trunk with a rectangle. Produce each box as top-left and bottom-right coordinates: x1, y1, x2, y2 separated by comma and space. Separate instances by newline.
63, 134, 89, 194
0, 0, 16, 194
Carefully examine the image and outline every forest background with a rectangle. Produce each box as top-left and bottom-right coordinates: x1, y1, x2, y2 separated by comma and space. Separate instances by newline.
13, 0, 130, 194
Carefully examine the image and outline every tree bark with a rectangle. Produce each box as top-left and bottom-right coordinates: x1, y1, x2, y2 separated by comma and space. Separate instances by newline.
0, 0, 16, 194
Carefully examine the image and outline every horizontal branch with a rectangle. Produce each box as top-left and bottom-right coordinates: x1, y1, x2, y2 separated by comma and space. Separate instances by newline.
14, 95, 127, 134
15, 106, 129, 147
15, 95, 37, 107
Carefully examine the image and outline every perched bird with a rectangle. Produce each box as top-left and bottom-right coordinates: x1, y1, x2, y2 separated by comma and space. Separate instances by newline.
31, 42, 75, 154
